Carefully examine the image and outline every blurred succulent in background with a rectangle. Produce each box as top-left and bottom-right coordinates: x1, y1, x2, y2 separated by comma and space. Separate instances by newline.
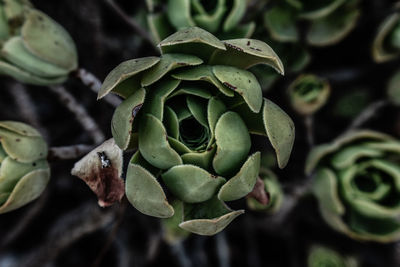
308, 245, 359, 267
0, 121, 50, 214
372, 6, 400, 63
387, 69, 400, 105
333, 88, 371, 120
264, 0, 360, 47
98, 27, 295, 235
247, 168, 283, 214
146, 0, 255, 43
306, 130, 400, 242
288, 74, 330, 116
0, 0, 78, 85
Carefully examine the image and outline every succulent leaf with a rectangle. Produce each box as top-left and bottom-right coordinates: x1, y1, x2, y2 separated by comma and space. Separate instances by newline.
0, 121, 50, 214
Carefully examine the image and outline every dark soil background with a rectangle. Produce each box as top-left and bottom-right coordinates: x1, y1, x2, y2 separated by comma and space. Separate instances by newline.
0, 1, 400, 267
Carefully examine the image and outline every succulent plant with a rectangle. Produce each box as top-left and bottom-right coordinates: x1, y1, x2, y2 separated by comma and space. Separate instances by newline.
0, 0, 78, 85
288, 74, 330, 116
0, 121, 50, 214
387, 69, 400, 105
306, 130, 400, 242
246, 168, 283, 214
264, 0, 360, 47
146, 0, 255, 43
372, 8, 400, 63
98, 26, 295, 235
308, 245, 359, 267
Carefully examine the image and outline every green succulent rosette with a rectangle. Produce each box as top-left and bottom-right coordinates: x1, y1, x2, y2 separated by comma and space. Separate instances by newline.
372, 9, 400, 63
0, 0, 78, 85
246, 168, 283, 214
264, 0, 360, 47
306, 130, 400, 242
99, 27, 295, 235
0, 121, 50, 214
288, 74, 330, 116
308, 245, 359, 267
146, 0, 256, 43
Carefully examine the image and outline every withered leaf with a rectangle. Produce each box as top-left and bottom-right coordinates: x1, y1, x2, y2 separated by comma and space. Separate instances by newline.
71, 139, 125, 207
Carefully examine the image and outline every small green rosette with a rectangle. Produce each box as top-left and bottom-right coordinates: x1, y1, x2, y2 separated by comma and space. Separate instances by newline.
246, 169, 283, 214
288, 74, 330, 116
306, 130, 400, 242
0, 0, 78, 85
0, 121, 50, 214
99, 27, 295, 236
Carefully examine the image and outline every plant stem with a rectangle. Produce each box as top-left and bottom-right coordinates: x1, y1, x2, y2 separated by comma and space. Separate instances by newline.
75, 68, 121, 108
48, 144, 94, 161
346, 99, 389, 132
48, 85, 105, 144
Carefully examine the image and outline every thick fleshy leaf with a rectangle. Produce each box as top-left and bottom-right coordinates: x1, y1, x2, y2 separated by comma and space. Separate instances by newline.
172, 65, 234, 96
169, 86, 212, 99
164, 106, 180, 139
139, 114, 182, 169
158, 27, 226, 60
263, 5, 298, 42
0, 157, 48, 193
162, 164, 226, 203
306, 7, 360, 46
0, 120, 42, 137
180, 197, 244, 235
263, 99, 295, 169
313, 168, 345, 215
218, 152, 260, 201
330, 145, 382, 170
213, 111, 251, 176
2, 37, 69, 77
0, 60, 67, 85
21, 9, 77, 70
98, 57, 160, 99
207, 96, 227, 137
305, 130, 392, 175
166, 0, 195, 29
141, 53, 203, 86
0, 128, 48, 163
181, 146, 216, 169
143, 79, 180, 120
209, 39, 284, 74
186, 95, 208, 126
223, 0, 246, 32
0, 169, 50, 214
126, 163, 174, 218
111, 88, 146, 150
213, 65, 263, 112
71, 139, 125, 207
